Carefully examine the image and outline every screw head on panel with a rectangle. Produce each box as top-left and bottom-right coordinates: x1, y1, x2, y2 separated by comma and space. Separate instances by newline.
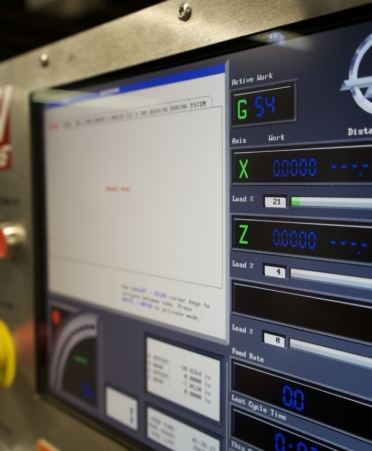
178, 3, 192, 21
40, 53, 49, 67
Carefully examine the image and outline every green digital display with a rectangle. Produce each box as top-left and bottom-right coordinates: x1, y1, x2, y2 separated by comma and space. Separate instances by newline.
232, 81, 296, 126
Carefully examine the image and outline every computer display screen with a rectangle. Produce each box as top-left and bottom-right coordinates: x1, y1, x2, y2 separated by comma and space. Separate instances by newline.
33, 13, 372, 451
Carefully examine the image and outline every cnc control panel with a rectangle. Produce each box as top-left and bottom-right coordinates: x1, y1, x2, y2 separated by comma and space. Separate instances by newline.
30, 16, 372, 451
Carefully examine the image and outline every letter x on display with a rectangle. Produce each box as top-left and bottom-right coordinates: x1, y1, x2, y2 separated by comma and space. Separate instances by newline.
239, 159, 248, 179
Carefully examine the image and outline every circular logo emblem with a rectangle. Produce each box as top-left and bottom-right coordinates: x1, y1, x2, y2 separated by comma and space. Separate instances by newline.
341, 34, 372, 114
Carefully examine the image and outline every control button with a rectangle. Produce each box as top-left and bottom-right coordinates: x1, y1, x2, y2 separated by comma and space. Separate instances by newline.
0, 320, 16, 387
36, 439, 60, 451
0, 223, 25, 260
263, 332, 286, 348
264, 264, 286, 278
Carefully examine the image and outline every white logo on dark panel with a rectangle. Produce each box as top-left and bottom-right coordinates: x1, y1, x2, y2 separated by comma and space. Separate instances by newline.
340, 34, 372, 114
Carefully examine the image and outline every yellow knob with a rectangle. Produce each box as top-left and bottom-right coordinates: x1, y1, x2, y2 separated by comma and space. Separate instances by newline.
0, 320, 16, 387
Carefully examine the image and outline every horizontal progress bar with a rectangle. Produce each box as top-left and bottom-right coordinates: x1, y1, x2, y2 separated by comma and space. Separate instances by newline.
290, 268, 372, 290
290, 339, 372, 369
291, 197, 372, 209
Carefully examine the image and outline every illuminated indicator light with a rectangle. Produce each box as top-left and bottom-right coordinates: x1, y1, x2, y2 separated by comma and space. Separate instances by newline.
73, 354, 88, 365
362, 243, 368, 247
341, 164, 347, 168
239, 159, 249, 179
341, 241, 346, 245
291, 197, 301, 206
331, 164, 337, 169
360, 173, 362, 176
330, 240, 336, 245
363, 164, 369, 168
51, 309, 61, 326
352, 164, 358, 168
351, 242, 357, 246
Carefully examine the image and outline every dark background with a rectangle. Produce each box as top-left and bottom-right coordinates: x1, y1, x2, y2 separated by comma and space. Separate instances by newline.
0, 0, 163, 62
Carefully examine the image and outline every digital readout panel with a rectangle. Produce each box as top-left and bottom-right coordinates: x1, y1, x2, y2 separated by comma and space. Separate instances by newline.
232, 145, 372, 184
231, 81, 296, 126
233, 362, 372, 442
232, 217, 372, 264
232, 410, 342, 451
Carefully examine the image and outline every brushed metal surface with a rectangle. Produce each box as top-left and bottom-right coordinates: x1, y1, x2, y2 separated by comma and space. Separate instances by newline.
0, 0, 371, 89
0, 1, 370, 450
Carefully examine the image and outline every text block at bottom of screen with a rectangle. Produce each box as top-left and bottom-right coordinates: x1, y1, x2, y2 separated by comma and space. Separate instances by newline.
147, 408, 220, 451
146, 338, 221, 421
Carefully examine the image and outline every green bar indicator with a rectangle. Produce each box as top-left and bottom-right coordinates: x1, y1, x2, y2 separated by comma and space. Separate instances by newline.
291, 197, 301, 206
291, 197, 372, 209
73, 354, 88, 365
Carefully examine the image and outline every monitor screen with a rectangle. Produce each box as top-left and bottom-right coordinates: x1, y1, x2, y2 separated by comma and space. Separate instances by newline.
33, 13, 372, 451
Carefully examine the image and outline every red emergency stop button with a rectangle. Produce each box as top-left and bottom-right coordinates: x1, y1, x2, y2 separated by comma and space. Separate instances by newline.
0, 223, 25, 260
